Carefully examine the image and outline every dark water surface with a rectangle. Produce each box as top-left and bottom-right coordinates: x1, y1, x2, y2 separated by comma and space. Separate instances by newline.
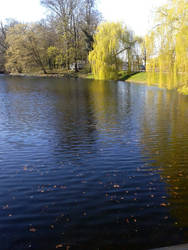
1, 75, 188, 250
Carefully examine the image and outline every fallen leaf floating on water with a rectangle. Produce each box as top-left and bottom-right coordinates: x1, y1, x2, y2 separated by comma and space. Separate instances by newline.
125, 218, 129, 223
160, 203, 169, 207
162, 196, 167, 199
125, 218, 137, 223
23, 166, 28, 171
29, 228, 37, 232
56, 244, 63, 249
2, 204, 8, 210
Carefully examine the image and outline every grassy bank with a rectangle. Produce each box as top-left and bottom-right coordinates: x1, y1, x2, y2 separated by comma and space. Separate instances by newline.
8, 70, 140, 81
7, 71, 153, 85
9, 70, 94, 80
125, 72, 148, 84
125, 72, 188, 95
8, 70, 188, 95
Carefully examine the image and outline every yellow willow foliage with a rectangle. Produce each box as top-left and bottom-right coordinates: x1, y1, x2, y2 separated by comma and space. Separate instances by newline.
146, 0, 188, 94
88, 22, 130, 80
145, 33, 159, 85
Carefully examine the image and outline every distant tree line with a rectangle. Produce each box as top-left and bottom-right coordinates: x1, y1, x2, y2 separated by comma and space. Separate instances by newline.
0, 0, 101, 74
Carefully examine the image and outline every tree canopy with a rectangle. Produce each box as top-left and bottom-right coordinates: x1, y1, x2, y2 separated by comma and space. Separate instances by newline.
146, 0, 188, 94
1, 0, 101, 74
0, 1, 144, 77
88, 22, 137, 80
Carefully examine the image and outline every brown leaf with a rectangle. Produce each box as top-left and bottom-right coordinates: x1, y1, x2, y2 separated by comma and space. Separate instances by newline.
56, 244, 63, 248
24, 166, 28, 171
2, 204, 8, 210
125, 218, 129, 223
160, 203, 167, 207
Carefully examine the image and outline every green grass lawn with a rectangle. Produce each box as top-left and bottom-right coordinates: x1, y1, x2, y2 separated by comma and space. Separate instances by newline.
125, 72, 147, 83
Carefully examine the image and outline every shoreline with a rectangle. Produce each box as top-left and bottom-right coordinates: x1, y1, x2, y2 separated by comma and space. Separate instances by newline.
125, 79, 158, 86
3, 71, 143, 82
2, 72, 160, 89
7, 72, 93, 80
125, 79, 147, 84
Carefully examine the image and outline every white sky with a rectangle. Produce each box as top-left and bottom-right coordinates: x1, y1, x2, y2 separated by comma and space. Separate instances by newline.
97, 0, 167, 36
0, 0, 167, 36
0, 0, 46, 23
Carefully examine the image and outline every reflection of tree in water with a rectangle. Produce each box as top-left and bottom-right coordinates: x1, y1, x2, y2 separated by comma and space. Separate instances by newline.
140, 88, 188, 229
55, 79, 135, 152
88, 80, 135, 147
52, 79, 98, 149
2, 77, 134, 149
57, 79, 122, 148
89, 80, 118, 125
2, 78, 96, 149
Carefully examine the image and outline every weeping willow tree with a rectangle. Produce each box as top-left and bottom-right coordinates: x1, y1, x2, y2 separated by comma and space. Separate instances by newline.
146, 0, 188, 94
88, 22, 135, 80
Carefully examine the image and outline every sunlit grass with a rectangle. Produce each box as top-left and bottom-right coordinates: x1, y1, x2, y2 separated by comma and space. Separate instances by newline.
126, 72, 148, 83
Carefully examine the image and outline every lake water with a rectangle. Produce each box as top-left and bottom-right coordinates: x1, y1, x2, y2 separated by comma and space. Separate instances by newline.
1, 75, 188, 250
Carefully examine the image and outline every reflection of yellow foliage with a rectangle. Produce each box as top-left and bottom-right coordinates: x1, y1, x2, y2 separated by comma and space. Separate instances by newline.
89, 80, 117, 129
90, 80, 105, 116
141, 89, 188, 228
146, 0, 188, 93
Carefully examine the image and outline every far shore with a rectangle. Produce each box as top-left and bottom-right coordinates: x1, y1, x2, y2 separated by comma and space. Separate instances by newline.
1, 71, 150, 85
7, 71, 93, 80
5, 71, 144, 81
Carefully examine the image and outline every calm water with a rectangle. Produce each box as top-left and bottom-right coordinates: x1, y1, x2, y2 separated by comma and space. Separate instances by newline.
1, 75, 188, 250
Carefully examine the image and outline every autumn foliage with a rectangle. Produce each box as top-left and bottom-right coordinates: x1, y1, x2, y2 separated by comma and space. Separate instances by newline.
146, 0, 188, 94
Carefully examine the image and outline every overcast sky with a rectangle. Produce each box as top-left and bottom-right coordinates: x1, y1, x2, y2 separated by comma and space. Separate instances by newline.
0, 0, 167, 36
0, 0, 46, 23
97, 0, 167, 36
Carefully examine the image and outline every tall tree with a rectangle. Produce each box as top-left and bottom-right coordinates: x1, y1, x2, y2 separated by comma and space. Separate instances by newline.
41, 0, 80, 70
146, 0, 188, 93
81, 0, 101, 53
41, 0, 100, 71
0, 22, 7, 72
5, 23, 48, 73
88, 22, 136, 80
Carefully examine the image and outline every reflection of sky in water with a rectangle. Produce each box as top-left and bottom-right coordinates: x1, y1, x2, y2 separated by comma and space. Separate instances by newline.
0, 76, 188, 249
